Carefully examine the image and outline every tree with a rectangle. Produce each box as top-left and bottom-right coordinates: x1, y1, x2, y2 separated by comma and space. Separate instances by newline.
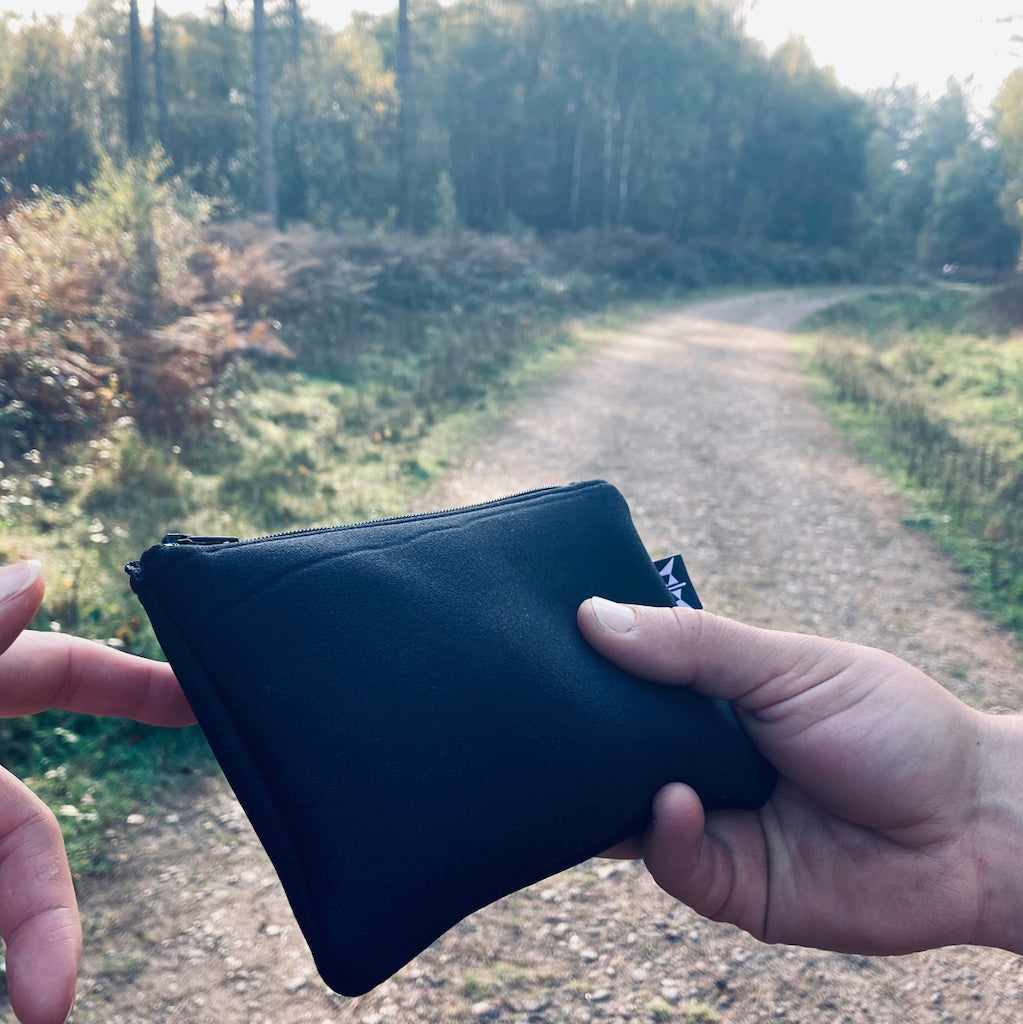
860, 81, 927, 260
150, 9, 253, 202
0, 14, 96, 195
859, 79, 981, 267
292, 19, 397, 226
730, 35, 872, 246
127, 0, 147, 151
152, 2, 169, 150
918, 138, 1020, 271
252, 0, 279, 225
0, 95, 44, 209
396, 0, 415, 229
994, 68, 1023, 249
900, 81, 973, 251
279, 0, 307, 220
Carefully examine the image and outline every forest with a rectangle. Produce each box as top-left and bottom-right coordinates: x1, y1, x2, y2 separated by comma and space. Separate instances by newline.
1, 0, 1021, 269
2, 0, 1023, 891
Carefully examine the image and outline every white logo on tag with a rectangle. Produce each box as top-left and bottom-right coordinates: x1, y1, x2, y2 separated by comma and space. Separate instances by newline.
658, 556, 692, 609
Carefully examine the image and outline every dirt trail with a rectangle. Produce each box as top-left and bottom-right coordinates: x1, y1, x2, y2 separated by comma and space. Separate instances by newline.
34, 290, 1023, 1024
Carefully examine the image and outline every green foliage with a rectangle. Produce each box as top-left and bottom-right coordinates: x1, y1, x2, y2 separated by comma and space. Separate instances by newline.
859, 80, 1019, 276
802, 289, 992, 338
0, 14, 96, 199
401, 0, 872, 242
0, 709, 212, 874
0, 151, 218, 453
75, 150, 216, 319
738, 36, 872, 247
803, 289, 1023, 634
1, 0, 1019, 279
544, 231, 866, 288
0, 0, 922, 257
918, 141, 1019, 274
994, 67, 1023, 258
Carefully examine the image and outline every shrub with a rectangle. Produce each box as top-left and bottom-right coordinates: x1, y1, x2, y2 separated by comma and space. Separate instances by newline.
0, 151, 229, 447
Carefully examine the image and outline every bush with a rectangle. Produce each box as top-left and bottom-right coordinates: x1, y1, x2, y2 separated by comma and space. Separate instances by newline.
542, 229, 867, 291
4, 193, 875, 459
0, 151, 223, 449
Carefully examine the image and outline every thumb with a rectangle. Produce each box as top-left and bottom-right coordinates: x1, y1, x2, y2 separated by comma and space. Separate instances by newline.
0, 767, 81, 1024
577, 596, 832, 709
0, 561, 45, 656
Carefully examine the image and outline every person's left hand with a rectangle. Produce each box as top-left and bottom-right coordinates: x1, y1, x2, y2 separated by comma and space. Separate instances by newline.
0, 559, 194, 1024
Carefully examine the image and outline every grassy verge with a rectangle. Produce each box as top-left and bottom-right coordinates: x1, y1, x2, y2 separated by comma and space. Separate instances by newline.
796, 287, 1023, 637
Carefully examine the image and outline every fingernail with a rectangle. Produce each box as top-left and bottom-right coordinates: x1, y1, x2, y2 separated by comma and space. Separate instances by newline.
590, 596, 637, 633
0, 559, 41, 605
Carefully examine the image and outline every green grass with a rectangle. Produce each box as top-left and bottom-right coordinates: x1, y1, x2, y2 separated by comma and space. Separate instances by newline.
680, 1006, 720, 1024
0, 712, 213, 873
646, 997, 676, 1021
796, 287, 1023, 637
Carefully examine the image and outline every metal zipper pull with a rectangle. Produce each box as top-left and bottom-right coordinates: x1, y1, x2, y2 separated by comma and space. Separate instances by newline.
161, 533, 239, 546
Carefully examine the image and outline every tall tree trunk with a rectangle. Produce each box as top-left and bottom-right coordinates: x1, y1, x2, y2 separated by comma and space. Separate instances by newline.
210, 0, 229, 102
253, 0, 279, 226
287, 0, 307, 219
152, 2, 169, 151
616, 94, 639, 228
569, 113, 584, 228
601, 47, 619, 229
289, 0, 301, 70
127, 0, 147, 152
396, 0, 415, 230
128, 0, 158, 323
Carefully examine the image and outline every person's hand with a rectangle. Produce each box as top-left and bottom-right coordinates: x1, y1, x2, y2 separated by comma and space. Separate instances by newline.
0, 560, 194, 1024
578, 597, 1023, 958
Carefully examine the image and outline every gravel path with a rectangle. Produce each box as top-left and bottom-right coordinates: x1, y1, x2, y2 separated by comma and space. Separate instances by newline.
43, 290, 1023, 1024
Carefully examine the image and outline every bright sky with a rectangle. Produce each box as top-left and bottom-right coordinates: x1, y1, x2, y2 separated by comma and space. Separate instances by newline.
4, 0, 1022, 113
741, 0, 1022, 112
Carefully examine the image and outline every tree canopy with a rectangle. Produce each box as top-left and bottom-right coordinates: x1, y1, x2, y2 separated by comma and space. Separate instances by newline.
0, 0, 1019, 274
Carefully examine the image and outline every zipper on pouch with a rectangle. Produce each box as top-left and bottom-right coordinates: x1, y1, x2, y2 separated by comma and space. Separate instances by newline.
161, 533, 240, 546
126, 482, 582, 579
162, 484, 573, 548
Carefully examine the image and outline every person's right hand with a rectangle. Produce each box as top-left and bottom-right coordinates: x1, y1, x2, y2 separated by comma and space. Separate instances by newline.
578, 598, 1023, 958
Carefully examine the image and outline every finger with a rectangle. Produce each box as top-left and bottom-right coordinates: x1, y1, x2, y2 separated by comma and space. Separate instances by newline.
642, 783, 767, 939
0, 632, 195, 727
578, 598, 850, 708
0, 767, 80, 1024
599, 834, 644, 859
0, 561, 45, 656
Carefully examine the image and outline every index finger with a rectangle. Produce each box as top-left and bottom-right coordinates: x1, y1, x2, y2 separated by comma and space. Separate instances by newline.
0, 631, 195, 727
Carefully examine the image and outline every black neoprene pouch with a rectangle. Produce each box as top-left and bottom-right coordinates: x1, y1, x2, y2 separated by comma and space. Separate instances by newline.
126, 479, 776, 995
